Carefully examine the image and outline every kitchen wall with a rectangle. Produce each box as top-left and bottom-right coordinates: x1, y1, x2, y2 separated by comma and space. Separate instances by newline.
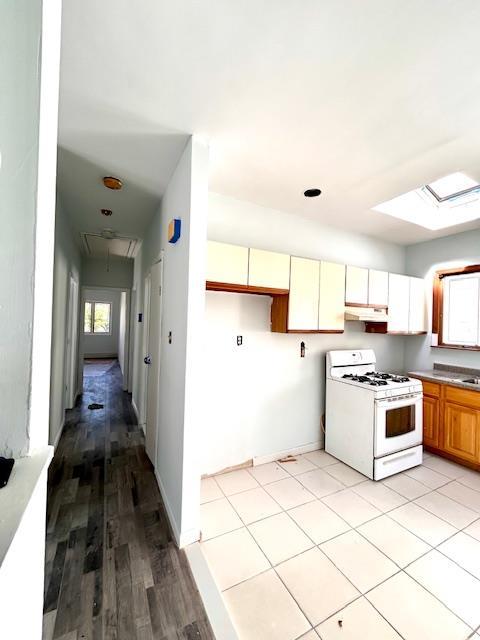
82, 288, 121, 358
404, 227, 480, 372
50, 197, 82, 446
204, 192, 407, 475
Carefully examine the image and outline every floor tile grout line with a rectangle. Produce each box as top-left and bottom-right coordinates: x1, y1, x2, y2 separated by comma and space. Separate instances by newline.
203, 453, 480, 632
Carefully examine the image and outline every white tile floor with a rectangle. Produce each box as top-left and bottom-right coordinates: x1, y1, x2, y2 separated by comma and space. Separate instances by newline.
199, 452, 480, 640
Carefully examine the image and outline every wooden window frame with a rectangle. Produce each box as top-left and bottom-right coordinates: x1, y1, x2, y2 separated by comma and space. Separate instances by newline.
84, 300, 112, 336
432, 264, 480, 351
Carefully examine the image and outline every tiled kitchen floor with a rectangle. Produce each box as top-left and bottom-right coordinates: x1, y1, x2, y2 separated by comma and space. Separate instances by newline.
199, 451, 480, 640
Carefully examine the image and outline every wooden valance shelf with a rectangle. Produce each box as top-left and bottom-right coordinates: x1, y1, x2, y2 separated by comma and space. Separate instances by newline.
206, 281, 289, 296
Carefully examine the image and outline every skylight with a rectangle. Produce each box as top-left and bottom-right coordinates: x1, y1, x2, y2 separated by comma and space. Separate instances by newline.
373, 172, 480, 230
426, 172, 480, 202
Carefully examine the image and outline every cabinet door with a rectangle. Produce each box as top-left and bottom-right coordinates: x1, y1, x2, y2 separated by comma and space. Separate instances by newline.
368, 269, 389, 307
206, 241, 249, 285
443, 402, 480, 463
388, 273, 410, 332
345, 266, 368, 305
248, 248, 290, 289
423, 396, 439, 448
288, 257, 320, 330
319, 261, 346, 331
409, 276, 427, 333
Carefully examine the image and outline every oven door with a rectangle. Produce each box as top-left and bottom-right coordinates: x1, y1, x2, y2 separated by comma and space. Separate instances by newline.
374, 393, 423, 457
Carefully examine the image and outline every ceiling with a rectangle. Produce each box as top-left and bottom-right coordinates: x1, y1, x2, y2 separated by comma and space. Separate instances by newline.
58, 0, 480, 245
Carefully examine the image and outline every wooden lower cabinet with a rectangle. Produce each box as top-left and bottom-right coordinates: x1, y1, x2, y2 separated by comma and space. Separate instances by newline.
420, 378, 480, 469
423, 395, 440, 449
443, 402, 480, 464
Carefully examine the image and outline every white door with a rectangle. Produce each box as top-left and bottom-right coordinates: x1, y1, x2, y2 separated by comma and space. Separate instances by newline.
374, 393, 423, 457
65, 275, 79, 409
288, 257, 320, 330
248, 248, 290, 289
368, 269, 389, 307
140, 274, 151, 429
388, 273, 410, 332
319, 261, 346, 330
345, 266, 368, 305
206, 241, 249, 285
408, 277, 427, 333
145, 259, 163, 464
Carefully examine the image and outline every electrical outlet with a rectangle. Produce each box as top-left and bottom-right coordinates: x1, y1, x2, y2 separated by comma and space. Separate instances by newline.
237, 335, 243, 346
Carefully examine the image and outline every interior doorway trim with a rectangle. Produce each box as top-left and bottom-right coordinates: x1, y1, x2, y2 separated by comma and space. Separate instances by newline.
78, 285, 131, 392
65, 273, 80, 409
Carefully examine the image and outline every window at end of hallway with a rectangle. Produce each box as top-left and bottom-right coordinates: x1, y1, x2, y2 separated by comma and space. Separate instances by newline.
84, 301, 111, 334
433, 265, 480, 350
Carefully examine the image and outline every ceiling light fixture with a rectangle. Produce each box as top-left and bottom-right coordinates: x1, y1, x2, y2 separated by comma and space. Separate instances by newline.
103, 176, 123, 190
304, 188, 321, 198
101, 208, 113, 216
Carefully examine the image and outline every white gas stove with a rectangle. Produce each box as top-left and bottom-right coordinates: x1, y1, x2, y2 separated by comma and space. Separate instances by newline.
325, 349, 423, 480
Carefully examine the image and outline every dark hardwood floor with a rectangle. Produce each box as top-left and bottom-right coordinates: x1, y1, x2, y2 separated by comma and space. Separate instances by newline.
43, 361, 214, 640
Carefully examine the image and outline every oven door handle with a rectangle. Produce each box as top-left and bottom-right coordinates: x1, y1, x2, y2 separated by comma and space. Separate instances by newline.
376, 393, 423, 409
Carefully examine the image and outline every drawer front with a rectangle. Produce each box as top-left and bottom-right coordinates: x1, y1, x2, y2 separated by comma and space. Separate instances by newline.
445, 385, 480, 410
422, 380, 440, 398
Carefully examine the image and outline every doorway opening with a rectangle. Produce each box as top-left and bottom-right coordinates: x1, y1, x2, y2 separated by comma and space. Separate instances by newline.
78, 286, 131, 391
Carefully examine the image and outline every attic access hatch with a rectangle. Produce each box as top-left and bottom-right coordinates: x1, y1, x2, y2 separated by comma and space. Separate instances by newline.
81, 231, 139, 259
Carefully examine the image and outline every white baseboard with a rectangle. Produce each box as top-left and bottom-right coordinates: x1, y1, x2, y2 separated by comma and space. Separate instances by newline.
84, 352, 118, 359
154, 468, 200, 548
185, 543, 238, 640
52, 419, 65, 449
253, 440, 322, 466
131, 398, 140, 422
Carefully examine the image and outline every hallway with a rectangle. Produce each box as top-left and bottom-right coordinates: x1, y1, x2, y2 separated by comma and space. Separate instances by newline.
43, 362, 213, 640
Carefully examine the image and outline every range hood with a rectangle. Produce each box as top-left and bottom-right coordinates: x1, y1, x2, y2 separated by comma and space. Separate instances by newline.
345, 306, 389, 322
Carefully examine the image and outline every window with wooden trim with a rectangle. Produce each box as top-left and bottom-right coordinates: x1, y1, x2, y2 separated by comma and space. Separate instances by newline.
433, 265, 480, 349
84, 301, 112, 334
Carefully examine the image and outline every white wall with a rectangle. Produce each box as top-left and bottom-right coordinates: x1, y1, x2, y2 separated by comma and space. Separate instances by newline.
0, 0, 43, 457
405, 228, 480, 372
204, 192, 406, 474
82, 256, 133, 289
82, 288, 121, 358
50, 198, 82, 446
0, 2, 61, 639
118, 291, 127, 376
132, 136, 208, 546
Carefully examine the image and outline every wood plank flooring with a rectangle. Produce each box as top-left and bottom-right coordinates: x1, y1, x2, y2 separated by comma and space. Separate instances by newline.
43, 361, 214, 640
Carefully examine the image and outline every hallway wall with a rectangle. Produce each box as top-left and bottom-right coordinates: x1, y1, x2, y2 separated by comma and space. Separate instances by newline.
0, 0, 43, 457
82, 256, 133, 289
83, 288, 121, 358
132, 136, 209, 546
50, 197, 82, 446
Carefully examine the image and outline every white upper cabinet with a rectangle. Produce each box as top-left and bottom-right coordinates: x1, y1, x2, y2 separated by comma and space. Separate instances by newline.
368, 269, 389, 307
288, 257, 320, 330
248, 248, 290, 289
408, 276, 427, 333
388, 273, 410, 332
345, 266, 368, 305
207, 241, 249, 285
319, 261, 346, 331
